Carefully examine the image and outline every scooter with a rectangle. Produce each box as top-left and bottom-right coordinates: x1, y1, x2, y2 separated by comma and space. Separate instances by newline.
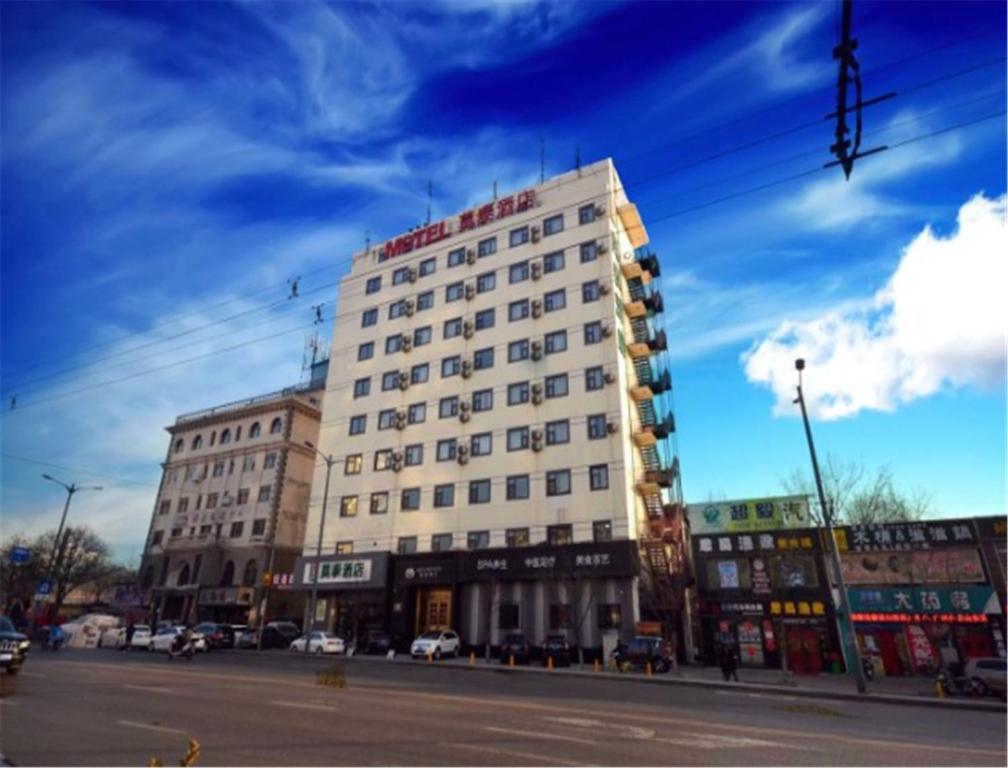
168, 635, 194, 662
937, 667, 981, 697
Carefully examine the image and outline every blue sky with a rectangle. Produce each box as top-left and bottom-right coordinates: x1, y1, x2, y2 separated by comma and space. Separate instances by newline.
1, 1, 1005, 561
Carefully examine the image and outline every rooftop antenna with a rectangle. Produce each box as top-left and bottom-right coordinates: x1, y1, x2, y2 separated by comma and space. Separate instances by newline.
302, 332, 321, 378
364, 230, 371, 255
425, 181, 432, 226
539, 137, 545, 184
575, 144, 582, 176
492, 180, 498, 201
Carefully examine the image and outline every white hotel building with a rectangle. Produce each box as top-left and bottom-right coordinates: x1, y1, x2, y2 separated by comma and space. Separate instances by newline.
297, 159, 686, 657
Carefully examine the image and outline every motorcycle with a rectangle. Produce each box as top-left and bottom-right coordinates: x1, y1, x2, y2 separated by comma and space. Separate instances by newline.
168, 634, 194, 662
937, 667, 981, 697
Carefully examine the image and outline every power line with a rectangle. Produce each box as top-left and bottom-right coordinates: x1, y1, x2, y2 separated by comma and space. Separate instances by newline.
0, 452, 156, 488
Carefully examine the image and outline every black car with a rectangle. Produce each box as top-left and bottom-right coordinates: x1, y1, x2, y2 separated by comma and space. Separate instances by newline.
541, 634, 572, 667
194, 622, 230, 649
0, 615, 30, 675
621, 635, 673, 673
357, 629, 391, 655
500, 632, 532, 664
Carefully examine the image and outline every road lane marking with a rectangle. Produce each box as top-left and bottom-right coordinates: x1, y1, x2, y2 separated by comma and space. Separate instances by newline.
0, 699, 17, 706
452, 742, 590, 766
484, 726, 595, 745
117, 720, 188, 735
271, 700, 334, 711
654, 734, 787, 749
18, 671, 47, 679
716, 690, 799, 702
542, 716, 654, 740
124, 684, 173, 694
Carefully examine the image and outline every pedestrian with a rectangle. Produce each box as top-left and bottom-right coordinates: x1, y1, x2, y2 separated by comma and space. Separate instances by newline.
123, 621, 135, 652
719, 643, 739, 682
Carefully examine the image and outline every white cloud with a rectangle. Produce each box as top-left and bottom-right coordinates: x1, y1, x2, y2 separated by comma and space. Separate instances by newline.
742, 193, 1008, 419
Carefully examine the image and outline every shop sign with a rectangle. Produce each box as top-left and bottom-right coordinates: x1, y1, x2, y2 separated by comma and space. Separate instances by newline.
717, 561, 739, 589
298, 552, 388, 590
770, 600, 826, 617
379, 190, 536, 261
851, 612, 988, 624
694, 529, 818, 557
719, 601, 766, 615
458, 541, 636, 581
848, 586, 998, 614
687, 496, 809, 535
835, 520, 976, 552
395, 559, 454, 585
197, 587, 254, 606
318, 559, 372, 584
751, 558, 771, 595
974, 516, 1007, 540
841, 548, 985, 585
905, 624, 938, 669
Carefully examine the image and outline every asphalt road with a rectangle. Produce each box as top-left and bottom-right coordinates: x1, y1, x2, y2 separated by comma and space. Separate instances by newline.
1, 648, 1005, 766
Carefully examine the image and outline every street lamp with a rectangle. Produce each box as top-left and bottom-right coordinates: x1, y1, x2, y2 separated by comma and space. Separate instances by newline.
793, 359, 868, 694
302, 441, 337, 655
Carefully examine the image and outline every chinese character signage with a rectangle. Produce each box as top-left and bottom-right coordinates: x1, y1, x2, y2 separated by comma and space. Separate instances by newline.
318, 559, 372, 584
687, 496, 809, 534
458, 541, 636, 581
841, 548, 985, 585
692, 528, 820, 557
836, 520, 976, 552
848, 586, 997, 614
751, 558, 771, 595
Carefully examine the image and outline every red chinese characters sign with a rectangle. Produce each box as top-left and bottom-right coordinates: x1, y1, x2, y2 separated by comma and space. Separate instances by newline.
380, 190, 536, 261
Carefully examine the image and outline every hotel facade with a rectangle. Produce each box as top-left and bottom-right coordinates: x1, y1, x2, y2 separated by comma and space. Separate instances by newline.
297, 159, 688, 658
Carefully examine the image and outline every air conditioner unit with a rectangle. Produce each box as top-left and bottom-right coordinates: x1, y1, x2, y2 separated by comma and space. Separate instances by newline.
402, 335, 413, 351
457, 453, 469, 465
604, 371, 617, 384
461, 360, 473, 379
532, 393, 543, 405
598, 283, 611, 296
531, 299, 543, 318
601, 324, 613, 338
606, 421, 619, 435
531, 383, 543, 395
531, 429, 543, 440
531, 226, 541, 243
459, 411, 471, 423
398, 375, 410, 391
595, 204, 606, 217
404, 299, 415, 317
598, 241, 608, 254
463, 320, 474, 339
408, 268, 418, 283
465, 284, 476, 301
459, 401, 471, 412
531, 341, 543, 361
531, 262, 542, 280
396, 410, 407, 430
466, 249, 477, 265
457, 443, 469, 455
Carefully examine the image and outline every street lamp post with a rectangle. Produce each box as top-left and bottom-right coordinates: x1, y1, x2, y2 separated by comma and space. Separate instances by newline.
303, 441, 336, 655
793, 359, 868, 694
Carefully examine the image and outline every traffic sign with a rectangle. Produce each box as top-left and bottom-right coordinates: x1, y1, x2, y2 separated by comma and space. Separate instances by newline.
10, 546, 31, 564
36, 580, 52, 596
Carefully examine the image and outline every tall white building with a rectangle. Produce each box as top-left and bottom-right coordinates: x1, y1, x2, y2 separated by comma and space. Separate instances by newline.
297, 159, 684, 657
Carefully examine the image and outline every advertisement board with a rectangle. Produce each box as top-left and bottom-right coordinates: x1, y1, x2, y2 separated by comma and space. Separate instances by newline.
841, 547, 986, 585
687, 496, 809, 534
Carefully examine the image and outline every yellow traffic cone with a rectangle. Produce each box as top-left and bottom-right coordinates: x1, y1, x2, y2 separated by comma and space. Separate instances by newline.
593, 659, 600, 673
469, 651, 475, 665
509, 654, 515, 668
547, 655, 554, 671
646, 662, 653, 677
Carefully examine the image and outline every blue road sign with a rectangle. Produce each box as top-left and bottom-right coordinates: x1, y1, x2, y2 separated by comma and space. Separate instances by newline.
36, 580, 52, 596
10, 546, 31, 564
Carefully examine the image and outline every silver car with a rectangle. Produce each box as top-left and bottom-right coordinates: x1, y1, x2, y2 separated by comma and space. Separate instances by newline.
964, 657, 1007, 700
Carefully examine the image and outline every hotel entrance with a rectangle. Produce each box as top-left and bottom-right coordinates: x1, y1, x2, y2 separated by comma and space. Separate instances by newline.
416, 587, 453, 634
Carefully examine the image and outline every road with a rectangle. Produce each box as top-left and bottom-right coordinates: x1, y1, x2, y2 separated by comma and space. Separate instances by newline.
1, 649, 1004, 766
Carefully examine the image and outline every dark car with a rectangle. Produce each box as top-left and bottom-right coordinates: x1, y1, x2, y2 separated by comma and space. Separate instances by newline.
194, 622, 231, 650
622, 635, 673, 673
541, 634, 572, 667
0, 615, 30, 675
257, 622, 300, 650
500, 632, 532, 664
223, 624, 247, 648
357, 629, 391, 655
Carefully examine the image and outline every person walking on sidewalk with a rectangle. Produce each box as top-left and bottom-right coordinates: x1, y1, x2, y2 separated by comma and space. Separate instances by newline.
123, 621, 135, 652
719, 642, 739, 682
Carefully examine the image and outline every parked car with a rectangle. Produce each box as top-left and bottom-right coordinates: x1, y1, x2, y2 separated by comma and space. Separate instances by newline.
257, 626, 294, 650
98, 625, 125, 649
224, 624, 248, 648
356, 629, 391, 655
194, 622, 236, 649
964, 657, 1007, 700
150, 627, 207, 654
0, 615, 30, 675
541, 634, 572, 667
236, 627, 259, 648
621, 635, 674, 673
500, 632, 532, 664
290, 631, 346, 655
410, 630, 461, 659
129, 625, 153, 650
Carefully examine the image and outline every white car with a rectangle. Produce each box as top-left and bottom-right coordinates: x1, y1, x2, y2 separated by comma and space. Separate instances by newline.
129, 625, 153, 650
410, 630, 461, 660
98, 626, 125, 648
149, 626, 207, 654
289, 631, 346, 655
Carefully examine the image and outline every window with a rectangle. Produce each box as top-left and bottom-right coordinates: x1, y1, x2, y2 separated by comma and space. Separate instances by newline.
467, 530, 490, 549
545, 373, 568, 399
151, 530, 164, 546
413, 326, 432, 346
509, 226, 529, 247
476, 272, 496, 293
366, 276, 382, 294
159, 500, 170, 515
472, 389, 493, 412
509, 299, 529, 322
419, 257, 436, 277
392, 266, 411, 285
580, 241, 598, 263
507, 427, 529, 452
397, 537, 417, 555
582, 281, 600, 303
546, 470, 572, 496
477, 237, 496, 257
498, 603, 519, 629
404, 444, 423, 466
174, 439, 184, 453
469, 479, 491, 504
191, 434, 203, 450
349, 415, 367, 435
241, 455, 256, 471
584, 321, 603, 345
509, 261, 529, 285
439, 397, 459, 419
370, 492, 388, 515
378, 409, 396, 430
417, 290, 434, 311
220, 429, 231, 445
473, 347, 494, 370
579, 204, 597, 224
374, 449, 392, 471
506, 528, 530, 547
508, 339, 529, 363
258, 485, 272, 502
401, 488, 421, 511
382, 371, 399, 391
385, 334, 403, 354
587, 414, 608, 440
407, 402, 426, 424
589, 464, 610, 490
546, 420, 570, 445
543, 250, 565, 273
431, 533, 453, 552
436, 438, 457, 461
508, 381, 529, 405
474, 308, 495, 331
593, 520, 613, 542
410, 363, 429, 384
446, 281, 464, 302
470, 433, 492, 456
598, 603, 621, 629
544, 330, 567, 354
336, 542, 353, 555
444, 317, 463, 339
358, 342, 374, 361
506, 473, 530, 499
362, 308, 378, 327
543, 214, 564, 236
237, 488, 249, 505
544, 289, 566, 312
447, 247, 466, 267
212, 462, 224, 478
550, 603, 573, 629
548, 524, 573, 545
433, 485, 455, 508
353, 377, 371, 399
442, 355, 461, 377
345, 454, 362, 475
340, 496, 358, 518
585, 366, 605, 391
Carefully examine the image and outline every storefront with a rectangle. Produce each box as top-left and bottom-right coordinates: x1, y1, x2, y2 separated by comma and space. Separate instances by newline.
388, 554, 458, 650
975, 516, 1007, 658
295, 552, 389, 636
195, 586, 255, 624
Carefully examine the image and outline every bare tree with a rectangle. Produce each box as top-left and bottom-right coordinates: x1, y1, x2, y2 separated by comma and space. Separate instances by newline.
0, 535, 46, 617
43, 526, 114, 619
